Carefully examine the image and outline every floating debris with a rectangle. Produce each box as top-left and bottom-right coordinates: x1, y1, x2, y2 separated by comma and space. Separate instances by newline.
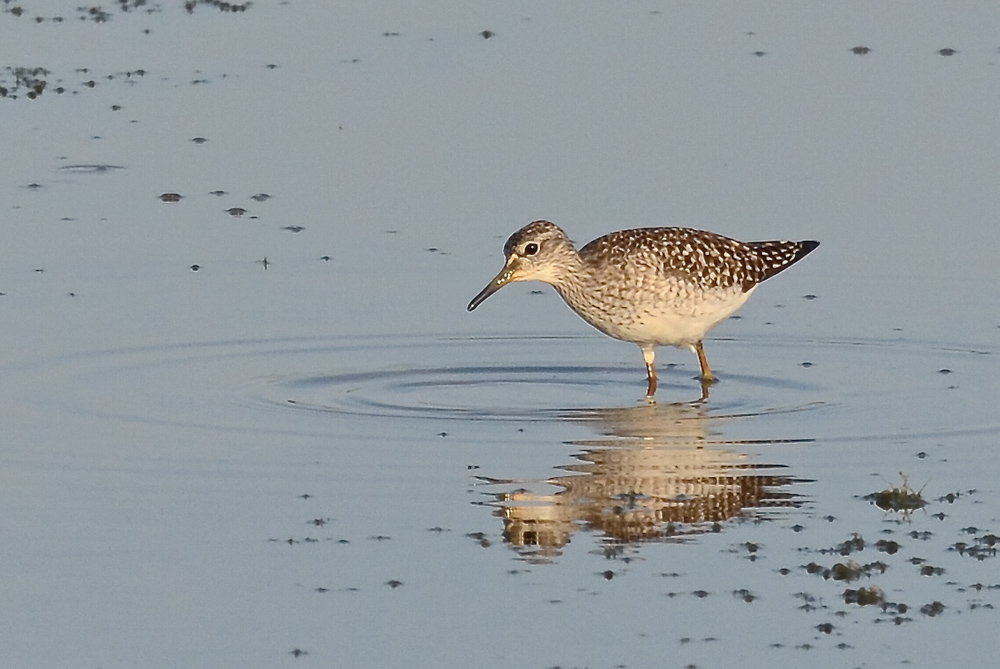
875, 539, 901, 555
805, 560, 887, 582
951, 533, 999, 560
843, 585, 885, 606
864, 475, 926, 512
851, 46, 871, 55
920, 601, 945, 616
184, 0, 252, 13
159, 192, 182, 203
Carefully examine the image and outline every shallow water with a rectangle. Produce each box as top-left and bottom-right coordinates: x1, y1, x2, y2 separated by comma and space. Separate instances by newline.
2, 2, 999, 668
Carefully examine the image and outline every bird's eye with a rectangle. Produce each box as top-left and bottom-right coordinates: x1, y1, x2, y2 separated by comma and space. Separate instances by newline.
523, 242, 539, 256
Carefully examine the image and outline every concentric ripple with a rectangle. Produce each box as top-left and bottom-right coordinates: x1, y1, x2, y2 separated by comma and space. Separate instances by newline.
11, 333, 999, 442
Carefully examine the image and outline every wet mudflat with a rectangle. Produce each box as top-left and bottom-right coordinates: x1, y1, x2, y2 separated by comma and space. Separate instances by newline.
1, 2, 999, 668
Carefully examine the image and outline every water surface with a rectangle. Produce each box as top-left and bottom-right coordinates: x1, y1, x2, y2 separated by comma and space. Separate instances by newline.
2, 2, 999, 668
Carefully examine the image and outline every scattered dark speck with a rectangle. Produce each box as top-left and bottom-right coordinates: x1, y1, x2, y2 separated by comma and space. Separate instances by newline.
227, 207, 247, 217
843, 585, 885, 606
467, 531, 491, 548
876, 539, 901, 555
752, 51, 767, 57
801, 362, 813, 368
386, 579, 404, 589
320, 256, 331, 261
290, 648, 308, 658
803, 294, 818, 300
190, 137, 208, 144
480, 29, 495, 39
937, 48, 957, 56
283, 226, 305, 233
251, 193, 272, 202
210, 190, 227, 196
938, 368, 952, 374
692, 590, 710, 599
602, 570, 615, 580
189, 264, 200, 271
851, 46, 871, 55
920, 601, 945, 616
159, 192, 182, 202
816, 622, 834, 634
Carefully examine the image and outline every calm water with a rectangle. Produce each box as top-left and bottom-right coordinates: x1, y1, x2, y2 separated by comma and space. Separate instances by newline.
2, 2, 999, 668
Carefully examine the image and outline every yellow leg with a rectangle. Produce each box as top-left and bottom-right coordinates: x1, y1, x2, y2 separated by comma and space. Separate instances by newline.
641, 347, 657, 400
694, 340, 715, 383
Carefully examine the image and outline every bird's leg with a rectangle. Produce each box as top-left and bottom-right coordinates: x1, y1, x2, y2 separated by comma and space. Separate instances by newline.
694, 340, 715, 384
641, 347, 657, 400
697, 376, 711, 403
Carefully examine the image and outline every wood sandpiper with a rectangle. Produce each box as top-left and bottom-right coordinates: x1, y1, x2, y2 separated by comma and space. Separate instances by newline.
467, 220, 819, 399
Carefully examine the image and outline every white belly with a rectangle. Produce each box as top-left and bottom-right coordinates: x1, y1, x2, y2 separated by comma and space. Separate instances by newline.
558, 282, 755, 348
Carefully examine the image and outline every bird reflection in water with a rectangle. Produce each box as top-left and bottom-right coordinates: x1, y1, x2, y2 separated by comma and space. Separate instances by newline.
480, 401, 811, 563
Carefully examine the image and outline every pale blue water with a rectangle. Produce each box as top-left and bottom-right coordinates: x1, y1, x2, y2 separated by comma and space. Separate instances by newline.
2, 2, 999, 668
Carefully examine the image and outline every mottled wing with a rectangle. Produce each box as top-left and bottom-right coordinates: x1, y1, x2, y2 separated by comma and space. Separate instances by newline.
746, 240, 820, 285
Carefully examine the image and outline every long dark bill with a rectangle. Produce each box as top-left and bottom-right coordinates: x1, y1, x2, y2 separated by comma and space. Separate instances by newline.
467, 279, 503, 311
